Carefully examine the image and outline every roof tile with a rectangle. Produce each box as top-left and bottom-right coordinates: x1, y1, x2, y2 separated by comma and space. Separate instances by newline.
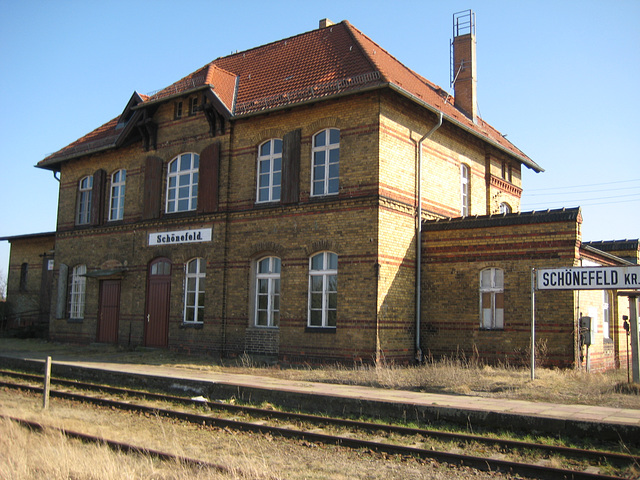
38, 20, 539, 171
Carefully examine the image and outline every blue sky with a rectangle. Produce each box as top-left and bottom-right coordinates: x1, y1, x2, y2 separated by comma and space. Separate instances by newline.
1, 0, 639, 288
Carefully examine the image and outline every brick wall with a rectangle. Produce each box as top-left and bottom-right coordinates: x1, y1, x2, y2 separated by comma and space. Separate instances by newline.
421, 210, 582, 367
3, 234, 55, 333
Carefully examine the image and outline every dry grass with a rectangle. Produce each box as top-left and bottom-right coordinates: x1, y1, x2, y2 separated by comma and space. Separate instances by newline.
1, 338, 639, 410
0, 388, 516, 480
0, 417, 232, 480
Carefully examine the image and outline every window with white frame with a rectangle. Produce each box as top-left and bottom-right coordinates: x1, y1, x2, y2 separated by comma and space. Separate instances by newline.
68, 264, 87, 320
499, 202, 511, 214
76, 176, 93, 225
189, 96, 198, 116
109, 169, 126, 221
255, 256, 280, 327
460, 164, 469, 217
166, 153, 199, 213
257, 139, 282, 203
480, 268, 504, 329
184, 258, 205, 324
174, 101, 183, 119
308, 252, 337, 327
311, 128, 340, 197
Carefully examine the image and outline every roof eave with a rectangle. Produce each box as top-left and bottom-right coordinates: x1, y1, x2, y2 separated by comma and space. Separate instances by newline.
132, 84, 214, 110
582, 245, 635, 266
0, 231, 57, 242
36, 141, 118, 171
231, 82, 386, 119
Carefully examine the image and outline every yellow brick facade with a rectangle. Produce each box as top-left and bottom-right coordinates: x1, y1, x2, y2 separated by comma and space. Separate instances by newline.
4, 83, 631, 371
2, 233, 55, 334
38, 80, 535, 364
421, 210, 633, 370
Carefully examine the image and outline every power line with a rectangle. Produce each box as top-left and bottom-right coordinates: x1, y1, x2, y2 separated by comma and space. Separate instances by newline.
525, 178, 640, 193
525, 185, 639, 197
522, 196, 640, 209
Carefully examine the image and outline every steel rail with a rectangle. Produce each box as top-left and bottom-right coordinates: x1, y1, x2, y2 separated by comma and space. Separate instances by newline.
0, 369, 637, 466
0, 378, 632, 480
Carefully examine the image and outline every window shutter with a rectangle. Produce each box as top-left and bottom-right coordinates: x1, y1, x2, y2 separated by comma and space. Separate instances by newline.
91, 169, 106, 226
281, 129, 301, 204
143, 156, 163, 219
197, 142, 220, 213
56, 263, 68, 319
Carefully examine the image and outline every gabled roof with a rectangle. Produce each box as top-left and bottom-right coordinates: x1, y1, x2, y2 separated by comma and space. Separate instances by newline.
38, 20, 542, 172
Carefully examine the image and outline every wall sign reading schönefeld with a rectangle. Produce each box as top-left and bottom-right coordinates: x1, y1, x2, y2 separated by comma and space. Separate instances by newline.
148, 228, 212, 246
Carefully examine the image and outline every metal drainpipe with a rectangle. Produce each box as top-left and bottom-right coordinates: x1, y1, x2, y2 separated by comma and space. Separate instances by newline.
415, 111, 443, 363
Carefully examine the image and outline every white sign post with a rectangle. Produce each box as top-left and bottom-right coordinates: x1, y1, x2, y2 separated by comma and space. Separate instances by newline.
531, 266, 640, 380
621, 293, 640, 383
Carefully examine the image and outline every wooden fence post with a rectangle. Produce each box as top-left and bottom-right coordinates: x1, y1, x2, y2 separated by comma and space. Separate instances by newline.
43, 356, 51, 409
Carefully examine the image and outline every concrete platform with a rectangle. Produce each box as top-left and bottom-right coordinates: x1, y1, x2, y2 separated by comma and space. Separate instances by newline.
1, 350, 639, 444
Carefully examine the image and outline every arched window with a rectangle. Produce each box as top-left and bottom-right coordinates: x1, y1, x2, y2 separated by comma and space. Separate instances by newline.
311, 128, 340, 197
255, 256, 281, 327
480, 268, 504, 329
109, 169, 126, 221
166, 153, 199, 213
499, 202, 512, 214
76, 176, 93, 225
308, 251, 338, 327
460, 164, 470, 216
184, 258, 206, 324
69, 264, 87, 320
256, 139, 282, 203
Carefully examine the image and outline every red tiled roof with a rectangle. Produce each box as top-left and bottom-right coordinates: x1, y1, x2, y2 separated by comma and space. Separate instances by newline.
38, 20, 541, 171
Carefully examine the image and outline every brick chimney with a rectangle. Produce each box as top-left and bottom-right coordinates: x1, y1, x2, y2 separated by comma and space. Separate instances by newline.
451, 10, 477, 123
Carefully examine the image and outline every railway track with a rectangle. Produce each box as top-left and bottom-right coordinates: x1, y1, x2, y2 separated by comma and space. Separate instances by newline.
1, 368, 637, 479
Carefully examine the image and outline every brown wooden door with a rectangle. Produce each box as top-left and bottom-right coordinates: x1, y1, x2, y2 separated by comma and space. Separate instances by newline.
97, 280, 121, 343
144, 258, 171, 347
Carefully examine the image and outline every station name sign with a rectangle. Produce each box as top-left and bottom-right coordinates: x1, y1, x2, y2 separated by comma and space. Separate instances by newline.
148, 227, 212, 246
537, 266, 640, 290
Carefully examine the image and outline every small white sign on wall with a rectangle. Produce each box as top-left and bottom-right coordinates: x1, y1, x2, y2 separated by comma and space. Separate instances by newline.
148, 228, 212, 246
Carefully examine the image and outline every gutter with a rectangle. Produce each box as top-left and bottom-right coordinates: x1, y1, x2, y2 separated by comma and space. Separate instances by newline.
414, 111, 443, 363
582, 245, 634, 266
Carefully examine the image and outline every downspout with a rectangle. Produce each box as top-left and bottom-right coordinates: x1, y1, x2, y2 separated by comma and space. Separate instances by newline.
415, 111, 443, 363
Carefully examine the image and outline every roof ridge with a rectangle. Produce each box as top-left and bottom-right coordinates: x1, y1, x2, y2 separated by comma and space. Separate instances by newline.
344, 21, 449, 101
341, 21, 385, 81
211, 21, 342, 64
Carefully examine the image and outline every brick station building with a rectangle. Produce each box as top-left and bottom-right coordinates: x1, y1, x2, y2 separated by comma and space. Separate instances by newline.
3, 16, 637, 370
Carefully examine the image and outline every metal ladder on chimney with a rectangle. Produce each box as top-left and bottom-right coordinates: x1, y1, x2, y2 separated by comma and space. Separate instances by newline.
450, 9, 476, 87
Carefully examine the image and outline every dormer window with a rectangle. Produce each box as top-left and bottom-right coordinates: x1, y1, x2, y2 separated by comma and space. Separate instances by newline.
174, 101, 183, 120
